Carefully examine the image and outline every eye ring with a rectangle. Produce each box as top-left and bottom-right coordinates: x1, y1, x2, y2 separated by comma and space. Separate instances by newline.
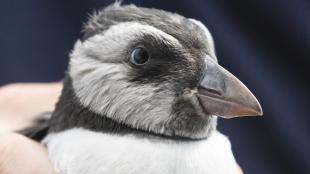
130, 47, 150, 66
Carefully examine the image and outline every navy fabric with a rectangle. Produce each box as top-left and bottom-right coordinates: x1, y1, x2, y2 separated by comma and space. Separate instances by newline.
0, 0, 309, 173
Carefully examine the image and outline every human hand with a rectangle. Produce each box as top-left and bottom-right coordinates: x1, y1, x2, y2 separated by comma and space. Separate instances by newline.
0, 83, 62, 132
0, 132, 56, 174
0, 83, 61, 174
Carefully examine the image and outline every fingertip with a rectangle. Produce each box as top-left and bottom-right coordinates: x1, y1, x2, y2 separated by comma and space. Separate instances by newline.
236, 164, 243, 174
0, 133, 57, 174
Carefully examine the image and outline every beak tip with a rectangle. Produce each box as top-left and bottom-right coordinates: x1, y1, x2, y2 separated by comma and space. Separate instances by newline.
257, 106, 263, 116
250, 99, 263, 116
258, 106, 263, 116
254, 108, 263, 116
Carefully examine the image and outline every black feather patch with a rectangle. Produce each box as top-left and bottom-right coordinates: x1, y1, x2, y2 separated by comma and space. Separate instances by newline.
18, 113, 50, 141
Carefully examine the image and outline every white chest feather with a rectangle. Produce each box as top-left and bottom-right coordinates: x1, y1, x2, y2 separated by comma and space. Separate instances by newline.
43, 128, 238, 174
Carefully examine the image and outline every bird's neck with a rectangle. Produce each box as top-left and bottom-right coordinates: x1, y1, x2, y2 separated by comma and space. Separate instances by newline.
48, 76, 216, 141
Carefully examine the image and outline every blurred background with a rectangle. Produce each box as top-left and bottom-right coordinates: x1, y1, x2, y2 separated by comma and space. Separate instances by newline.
0, 0, 309, 173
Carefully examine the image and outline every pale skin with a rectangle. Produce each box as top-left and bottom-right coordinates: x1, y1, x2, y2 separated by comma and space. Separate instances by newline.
0, 83, 243, 174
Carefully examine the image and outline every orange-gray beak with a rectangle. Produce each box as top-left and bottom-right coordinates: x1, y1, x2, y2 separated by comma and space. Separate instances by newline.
196, 58, 263, 118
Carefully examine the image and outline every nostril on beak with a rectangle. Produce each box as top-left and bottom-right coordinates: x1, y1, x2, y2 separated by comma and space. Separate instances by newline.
204, 88, 222, 96
198, 86, 222, 97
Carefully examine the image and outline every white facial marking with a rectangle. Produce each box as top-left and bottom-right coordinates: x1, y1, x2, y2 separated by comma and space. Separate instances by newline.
69, 22, 180, 134
80, 21, 182, 62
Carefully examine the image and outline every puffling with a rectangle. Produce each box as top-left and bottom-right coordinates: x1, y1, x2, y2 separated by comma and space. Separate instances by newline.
22, 3, 262, 174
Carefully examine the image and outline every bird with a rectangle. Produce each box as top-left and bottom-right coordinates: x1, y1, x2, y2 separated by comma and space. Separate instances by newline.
21, 2, 262, 174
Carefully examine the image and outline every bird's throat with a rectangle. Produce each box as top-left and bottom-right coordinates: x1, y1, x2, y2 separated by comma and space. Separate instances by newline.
48, 76, 216, 141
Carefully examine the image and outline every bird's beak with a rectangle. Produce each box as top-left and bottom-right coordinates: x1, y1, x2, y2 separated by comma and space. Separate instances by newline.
196, 57, 263, 118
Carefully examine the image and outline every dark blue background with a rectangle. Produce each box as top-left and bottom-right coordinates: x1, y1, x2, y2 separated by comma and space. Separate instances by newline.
1, 0, 309, 173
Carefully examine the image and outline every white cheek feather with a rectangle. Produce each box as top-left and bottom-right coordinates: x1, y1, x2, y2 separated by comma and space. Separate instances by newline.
43, 128, 238, 174
72, 22, 182, 63
69, 53, 174, 133
68, 22, 180, 134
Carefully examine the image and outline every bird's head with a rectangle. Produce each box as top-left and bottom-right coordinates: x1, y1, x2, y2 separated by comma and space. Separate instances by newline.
67, 3, 262, 139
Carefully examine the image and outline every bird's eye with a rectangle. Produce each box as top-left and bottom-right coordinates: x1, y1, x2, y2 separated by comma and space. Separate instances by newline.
130, 47, 149, 65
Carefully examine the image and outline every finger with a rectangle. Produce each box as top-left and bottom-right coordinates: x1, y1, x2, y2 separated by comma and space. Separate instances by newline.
0, 133, 56, 174
236, 163, 243, 174
0, 83, 62, 132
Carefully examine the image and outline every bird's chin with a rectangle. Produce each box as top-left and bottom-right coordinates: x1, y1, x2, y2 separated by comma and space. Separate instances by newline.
194, 95, 214, 117
195, 97, 210, 115
183, 89, 213, 118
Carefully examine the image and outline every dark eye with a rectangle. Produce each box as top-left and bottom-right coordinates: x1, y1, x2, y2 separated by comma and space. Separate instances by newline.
130, 47, 149, 65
